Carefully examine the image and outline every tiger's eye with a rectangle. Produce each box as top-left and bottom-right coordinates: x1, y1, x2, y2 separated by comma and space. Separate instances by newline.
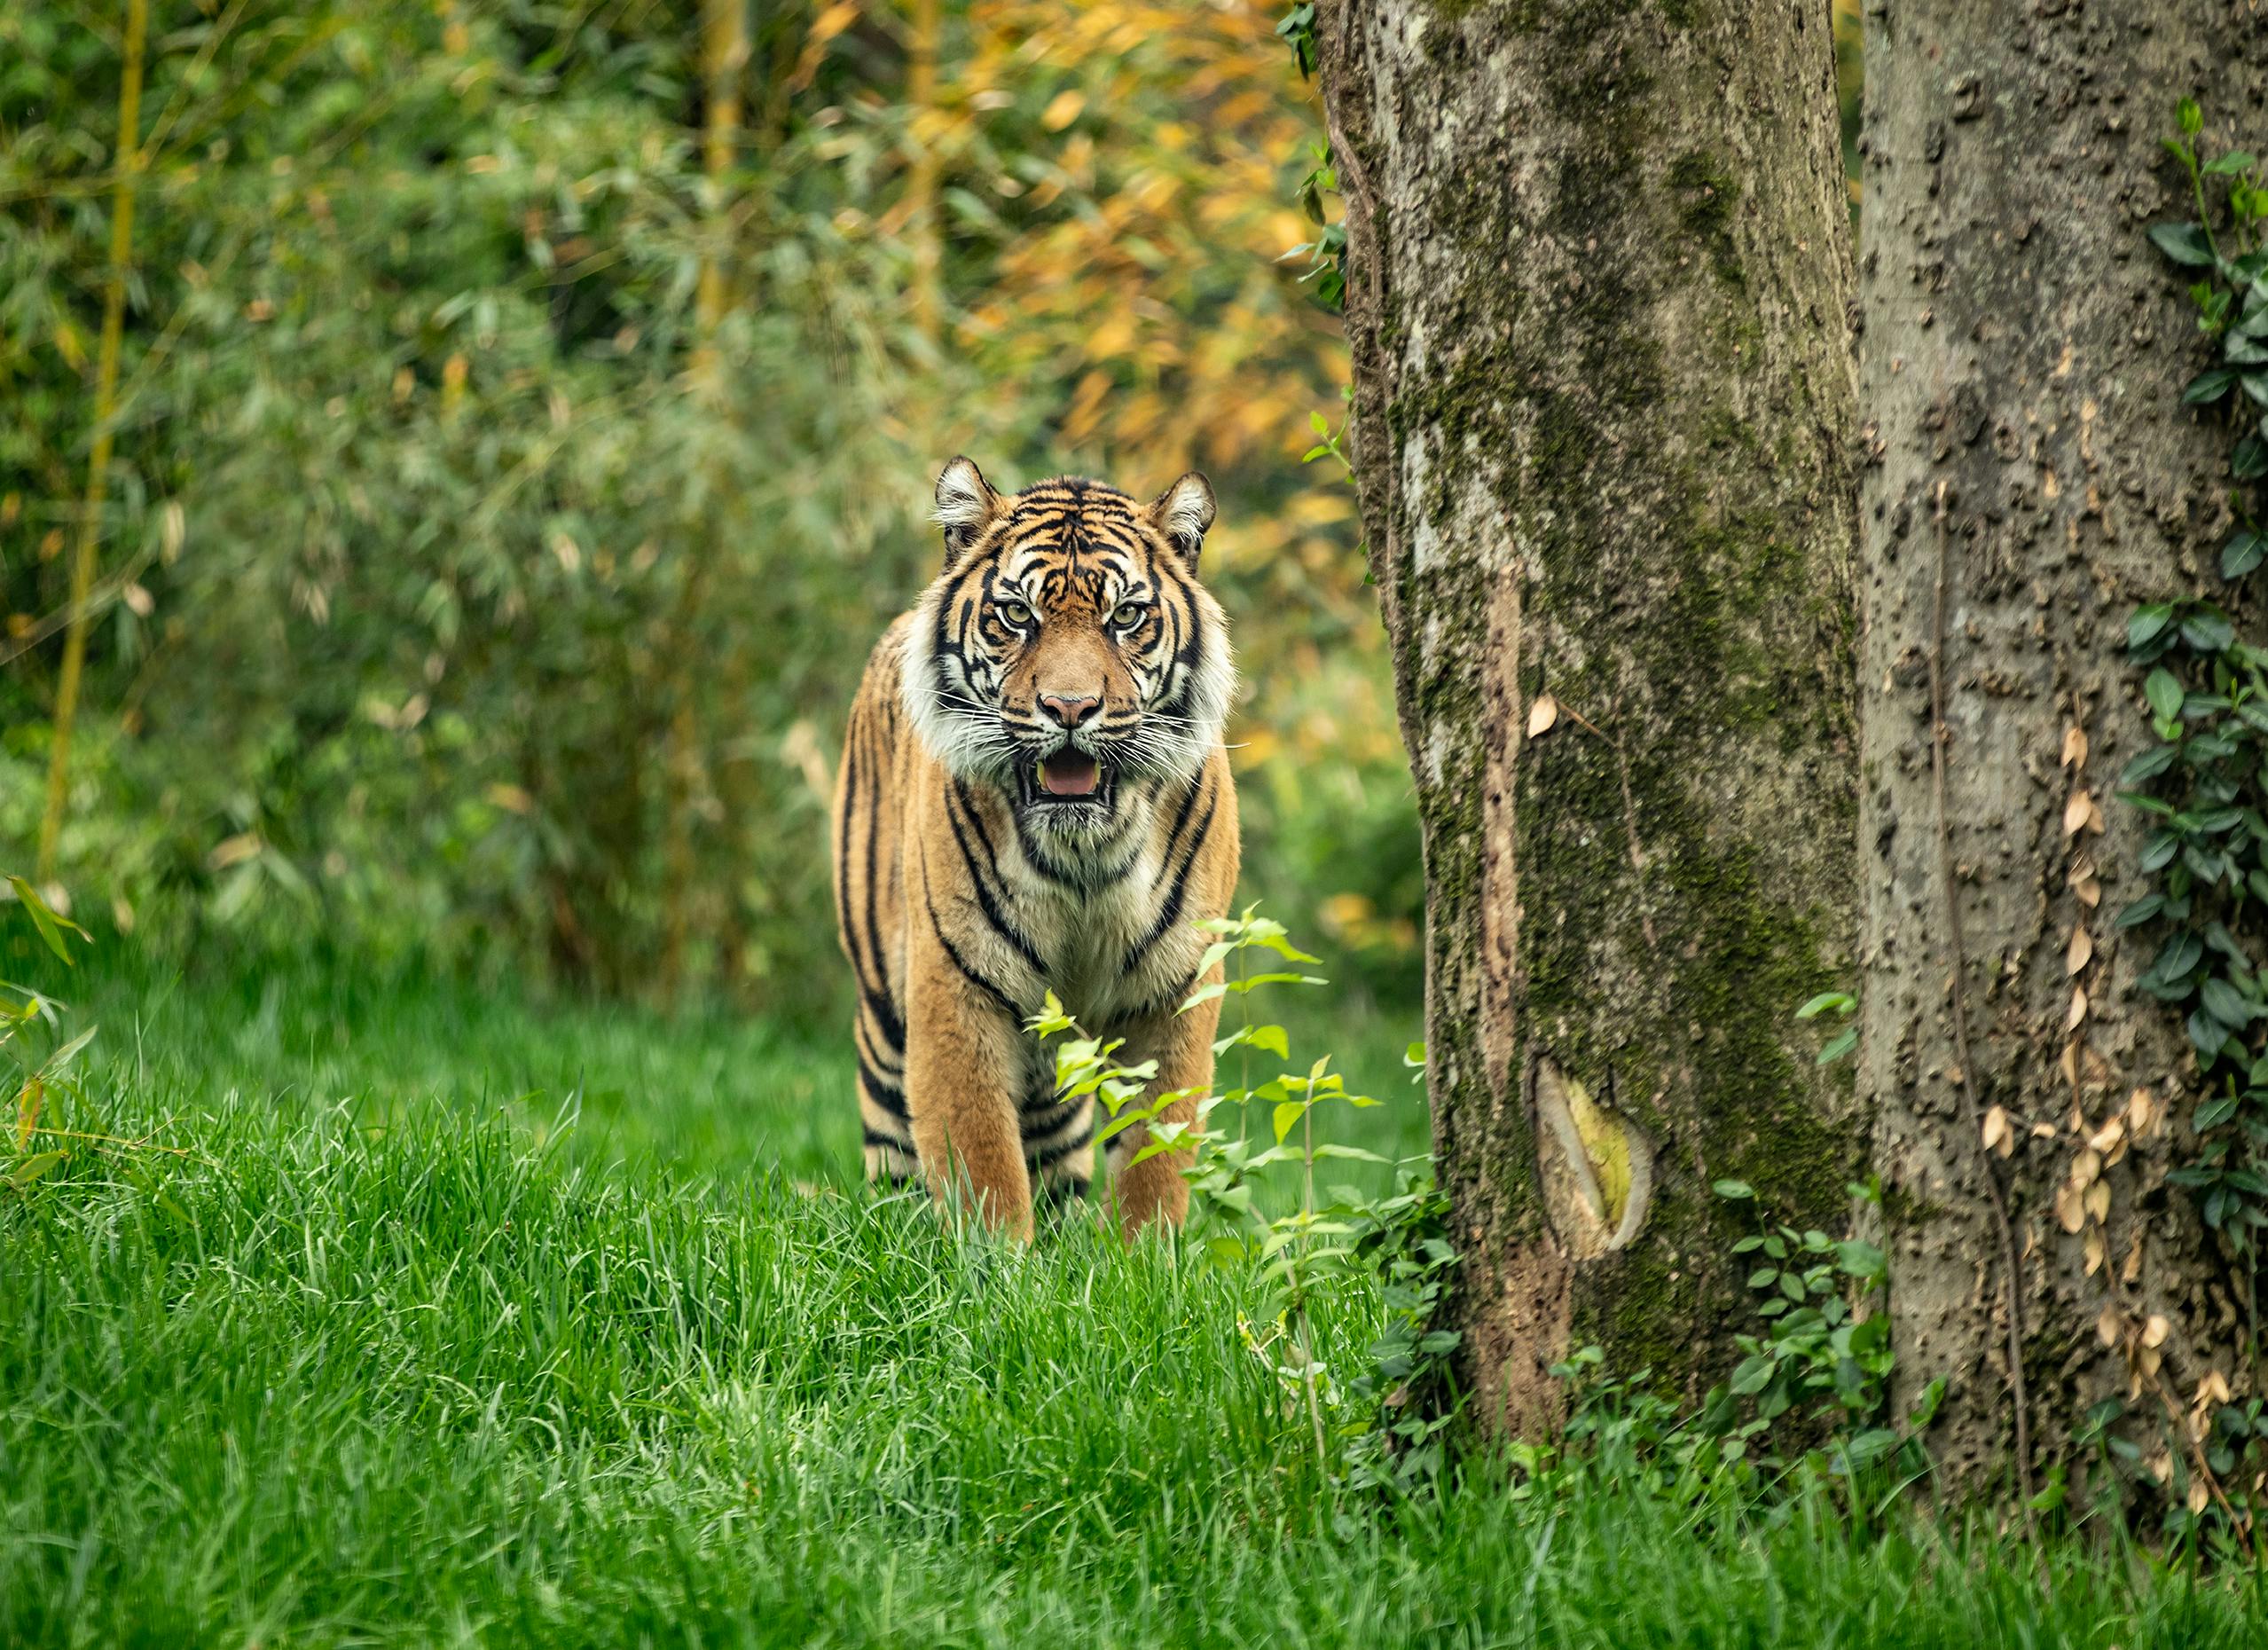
997, 600, 1033, 627
1110, 603, 1148, 631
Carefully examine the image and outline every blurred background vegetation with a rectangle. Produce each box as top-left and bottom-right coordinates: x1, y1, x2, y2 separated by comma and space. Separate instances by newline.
2, 0, 1420, 1022
4, 0, 1860, 1029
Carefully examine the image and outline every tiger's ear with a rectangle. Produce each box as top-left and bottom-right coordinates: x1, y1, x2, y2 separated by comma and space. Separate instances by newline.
934, 456, 1002, 559
1145, 471, 1216, 570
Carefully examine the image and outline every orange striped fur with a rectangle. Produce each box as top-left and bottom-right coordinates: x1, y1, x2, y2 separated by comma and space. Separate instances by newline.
831, 460, 1240, 1240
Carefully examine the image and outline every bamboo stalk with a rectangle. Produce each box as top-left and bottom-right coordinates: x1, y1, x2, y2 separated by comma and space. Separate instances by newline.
906, 0, 942, 341
660, 0, 749, 993
38, 0, 149, 881
693, 0, 746, 337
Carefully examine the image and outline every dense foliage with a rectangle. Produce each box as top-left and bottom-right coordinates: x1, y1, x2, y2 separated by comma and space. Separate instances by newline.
2, 1, 1419, 1012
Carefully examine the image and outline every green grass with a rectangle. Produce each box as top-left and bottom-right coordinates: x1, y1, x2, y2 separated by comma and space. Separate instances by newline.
4, 952, 2264, 1646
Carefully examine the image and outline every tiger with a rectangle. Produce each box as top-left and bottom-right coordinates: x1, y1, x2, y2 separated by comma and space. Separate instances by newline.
830, 457, 1241, 1241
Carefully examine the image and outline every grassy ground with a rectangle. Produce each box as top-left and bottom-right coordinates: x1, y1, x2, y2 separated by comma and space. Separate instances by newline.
4, 950, 2265, 1646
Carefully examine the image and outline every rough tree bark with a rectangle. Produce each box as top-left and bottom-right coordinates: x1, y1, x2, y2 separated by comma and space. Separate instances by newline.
1315, 1, 1862, 1433
1859, 4, 2268, 1494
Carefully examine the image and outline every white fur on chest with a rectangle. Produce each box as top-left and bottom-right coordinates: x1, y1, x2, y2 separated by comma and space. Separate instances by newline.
1001, 813, 1199, 1029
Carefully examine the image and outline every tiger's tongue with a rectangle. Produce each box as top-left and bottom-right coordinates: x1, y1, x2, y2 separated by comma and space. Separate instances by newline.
1040, 750, 1099, 797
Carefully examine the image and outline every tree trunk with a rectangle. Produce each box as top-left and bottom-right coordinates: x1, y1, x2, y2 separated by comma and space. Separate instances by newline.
1316, 1, 1862, 1434
1858, 4, 2268, 1497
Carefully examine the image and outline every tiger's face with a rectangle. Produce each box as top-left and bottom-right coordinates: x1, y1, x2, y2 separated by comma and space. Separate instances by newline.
899, 458, 1233, 834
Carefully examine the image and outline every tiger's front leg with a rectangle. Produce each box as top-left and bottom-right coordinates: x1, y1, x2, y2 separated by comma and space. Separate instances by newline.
904, 904, 1036, 1243
1103, 980, 1223, 1238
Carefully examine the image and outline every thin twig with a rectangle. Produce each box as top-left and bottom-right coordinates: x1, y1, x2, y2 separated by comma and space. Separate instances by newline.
2143, 1363, 2257, 1556
25, 1125, 212, 1166
1928, 481, 2042, 1544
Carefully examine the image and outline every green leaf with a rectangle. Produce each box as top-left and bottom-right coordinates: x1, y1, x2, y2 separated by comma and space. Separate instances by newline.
1908, 1375, 1948, 1430
1794, 991, 1855, 1020
2183, 609, 2236, 652
2146, 668, 2186, 721
1713, 1178, 1755, 1200
2149, 931, 2202, 981
1836, 1239, 1887, 1279
7, 1150, 64, 1188
2205, 151, 2259, 177
2190, 1007, 2231, 1060
2114, 894, 2165, 929
1816, 1026, 1858, 1065
2225, 532, 2265, 581
6, 878, 86, 966
2186, 365, 2241, 402
1730, 1355, 1774, 1396
2247, 373, 2268, 409
2153, 222, 2217, 267
2129, 604, 2178, 650
2179, 98, 2204, 138
42, 1025, 97, 1077
2119, 744, 2180, 786
2201, 976, 2256, 1026
2234, 436, 2268, 481
1271, 1100, 1305, 1143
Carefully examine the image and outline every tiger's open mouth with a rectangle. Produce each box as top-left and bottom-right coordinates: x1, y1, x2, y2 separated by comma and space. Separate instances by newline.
1020, 749, 1116, 811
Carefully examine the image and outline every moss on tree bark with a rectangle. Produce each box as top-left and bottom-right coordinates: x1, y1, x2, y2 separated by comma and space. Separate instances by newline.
1317, 0, 1862, 1431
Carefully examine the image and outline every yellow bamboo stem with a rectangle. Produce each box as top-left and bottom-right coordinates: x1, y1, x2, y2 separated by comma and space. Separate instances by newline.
662, 0, 749, 992
906, 0, 941, 341
38, 0, 149, 880
695, 0, 748, 339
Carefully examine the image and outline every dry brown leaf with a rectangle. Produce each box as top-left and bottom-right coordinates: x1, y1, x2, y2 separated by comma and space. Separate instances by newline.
2088, 1115, 2125, 1154
2055, 1181, 2086, 1234
2147, 1448, 2174, 1483
2130, 1087, 2157, 1137
2059, 1041, 2079, 1086
2198, 1369, 2233, 1407
1526, 695, 1559, 738
2143, 1314, 2170, 1349
2068, 927, 2093, 976
2084, 1228, 2107, 1277
2097, 1305, 2124, 1347
1982, 1105, 2010, 1153
2030, 1121, 2060, 1141
2085, 1180, 2112, 1224
2067, 985, 2088, 1031
2072, 1148, 2103, 1190
2123, 1235, 2143, 1285
2062, 725, 2089, 769
2073, 875, 2102, 908
208, 832, 263, 871
2189, 1480, 2210, 1515
2063, 790, 2093, 836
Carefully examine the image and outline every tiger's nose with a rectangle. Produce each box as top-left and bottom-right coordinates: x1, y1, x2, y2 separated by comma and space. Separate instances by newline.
1039, 693, 1101, 730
